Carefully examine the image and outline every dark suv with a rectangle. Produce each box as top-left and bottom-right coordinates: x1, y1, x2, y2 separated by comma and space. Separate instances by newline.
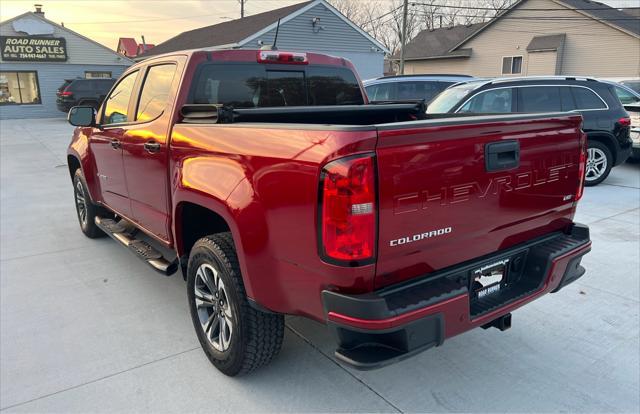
427, 76, 632, 185
56, 78, 116, 113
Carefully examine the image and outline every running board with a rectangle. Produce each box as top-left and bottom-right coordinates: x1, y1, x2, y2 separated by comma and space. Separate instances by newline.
95, 216, 178, 276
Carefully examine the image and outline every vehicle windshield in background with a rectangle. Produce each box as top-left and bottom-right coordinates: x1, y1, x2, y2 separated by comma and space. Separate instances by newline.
365, 80, 454, 102
620, 80, 640, 94
426, 82, 479, 113
613, 84, 640, 105
191, 64, 364, 107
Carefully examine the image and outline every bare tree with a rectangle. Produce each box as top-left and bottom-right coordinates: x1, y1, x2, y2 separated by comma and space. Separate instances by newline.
328, 0, 519, 59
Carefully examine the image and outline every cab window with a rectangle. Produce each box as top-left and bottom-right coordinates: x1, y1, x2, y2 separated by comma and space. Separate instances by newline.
136, 64, 177, 122
103, 71, 138, 125
459, 88, 513, 113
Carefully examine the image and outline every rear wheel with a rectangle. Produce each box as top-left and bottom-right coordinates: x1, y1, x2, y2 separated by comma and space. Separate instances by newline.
73, 169, 105, 238
187, 233, 284, 376
584, 140, 612, 186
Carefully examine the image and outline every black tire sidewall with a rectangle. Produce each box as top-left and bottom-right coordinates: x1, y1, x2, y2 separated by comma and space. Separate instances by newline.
73, 170, 96, 234
187, 242, 246, 374
585, 140, 613, 186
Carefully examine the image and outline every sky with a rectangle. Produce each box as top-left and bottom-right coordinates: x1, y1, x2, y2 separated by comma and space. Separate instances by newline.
0, 0, 638, 51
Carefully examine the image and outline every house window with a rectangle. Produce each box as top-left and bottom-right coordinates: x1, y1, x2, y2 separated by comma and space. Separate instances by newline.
0, 71, 41, 105
85, 71, 112, 79
501, 56, 523, 75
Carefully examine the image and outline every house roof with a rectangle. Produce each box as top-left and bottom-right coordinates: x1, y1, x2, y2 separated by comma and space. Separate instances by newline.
1, 12, 134, 64
556, 0, 640, 37
526, 33, 566, 51
139, 1, 312, 58
118, 37, 138, 56
623, 7, 640, 18
137, 43, 155, 54
398, 23, 485, 60
139, 0, 389, 59
402, 0, 639, 63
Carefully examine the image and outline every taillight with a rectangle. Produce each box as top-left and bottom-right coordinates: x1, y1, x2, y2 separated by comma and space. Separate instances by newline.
576, 132, 587, 201
58, 90, 73, 97
618, 117, 631, 127
257, 51, 308, 65
320, 154, 376, 264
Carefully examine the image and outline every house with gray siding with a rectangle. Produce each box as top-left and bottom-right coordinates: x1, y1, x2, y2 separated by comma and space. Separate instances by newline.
138, 0, 388, 80
401, 0, 640, 80
0, 6, 133, 119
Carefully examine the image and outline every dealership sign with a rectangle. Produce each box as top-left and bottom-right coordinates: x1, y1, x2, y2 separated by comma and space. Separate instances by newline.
1, 36, 67, 62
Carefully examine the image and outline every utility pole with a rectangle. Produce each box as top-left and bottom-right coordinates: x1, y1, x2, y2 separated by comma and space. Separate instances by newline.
239, 0, 247, 18
399, 0, 408, 75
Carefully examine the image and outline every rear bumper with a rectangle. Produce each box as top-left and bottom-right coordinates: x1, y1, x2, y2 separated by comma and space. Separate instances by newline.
322, 223, 591, 370
56, 101, 74, 113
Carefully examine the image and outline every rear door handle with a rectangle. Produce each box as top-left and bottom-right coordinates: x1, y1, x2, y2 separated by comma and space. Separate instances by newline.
110, 139, 121, 149
144, 140, 161, 153
485, 140, 520, 172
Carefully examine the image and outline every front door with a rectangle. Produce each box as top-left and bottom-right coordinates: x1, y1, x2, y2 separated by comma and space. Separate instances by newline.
122, 60, 183, 242
89, 70, 140, 217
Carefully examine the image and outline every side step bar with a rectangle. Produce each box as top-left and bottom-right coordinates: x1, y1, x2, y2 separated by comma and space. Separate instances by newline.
95, 216, 178, 276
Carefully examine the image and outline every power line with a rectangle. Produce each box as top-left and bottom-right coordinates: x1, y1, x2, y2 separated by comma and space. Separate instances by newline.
62, 12, 230, 25
410, 10, 640, 20
409, 2, 640, 11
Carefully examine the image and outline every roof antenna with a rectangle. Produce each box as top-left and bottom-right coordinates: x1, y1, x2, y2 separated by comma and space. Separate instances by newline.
271, 18, 281, 51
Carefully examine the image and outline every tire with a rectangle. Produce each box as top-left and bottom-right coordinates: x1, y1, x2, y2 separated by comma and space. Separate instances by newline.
584, 140, 613, 187
73, 169, 105, 238
187, 233, 284, 376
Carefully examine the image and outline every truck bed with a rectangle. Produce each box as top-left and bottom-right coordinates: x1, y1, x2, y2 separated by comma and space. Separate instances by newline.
170, 108, 584, 314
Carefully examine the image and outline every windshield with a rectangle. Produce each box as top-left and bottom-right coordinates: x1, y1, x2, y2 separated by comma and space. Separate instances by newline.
614, 85, 640, 105
365, 80, 454, 103
621, 80, 640, 94
426, 82, 480, 113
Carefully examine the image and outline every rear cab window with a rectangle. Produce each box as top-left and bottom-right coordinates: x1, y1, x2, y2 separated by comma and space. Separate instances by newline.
190, 63, 363, 107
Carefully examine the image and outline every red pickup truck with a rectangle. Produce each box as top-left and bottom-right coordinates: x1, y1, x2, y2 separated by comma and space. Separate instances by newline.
67, 49, 591, 376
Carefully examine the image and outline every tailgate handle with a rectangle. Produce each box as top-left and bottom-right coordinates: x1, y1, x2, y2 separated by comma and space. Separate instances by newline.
485, 141, 519, 172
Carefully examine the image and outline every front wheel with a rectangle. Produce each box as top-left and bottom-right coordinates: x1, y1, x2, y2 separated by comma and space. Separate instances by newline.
584, 141, 612, 186
187, 233, 284, 376
73, 169, 105, 238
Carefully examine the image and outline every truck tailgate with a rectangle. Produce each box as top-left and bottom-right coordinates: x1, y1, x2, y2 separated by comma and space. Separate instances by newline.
374, 113, 584, 288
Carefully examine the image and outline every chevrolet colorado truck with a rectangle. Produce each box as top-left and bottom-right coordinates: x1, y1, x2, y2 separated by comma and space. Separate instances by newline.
66, 49, 592, 376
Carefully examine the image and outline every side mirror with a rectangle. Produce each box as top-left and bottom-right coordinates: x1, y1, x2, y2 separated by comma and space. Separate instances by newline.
68, 106, 96, 127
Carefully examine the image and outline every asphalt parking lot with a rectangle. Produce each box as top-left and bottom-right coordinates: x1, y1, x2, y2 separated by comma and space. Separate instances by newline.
1, 117, 638, 413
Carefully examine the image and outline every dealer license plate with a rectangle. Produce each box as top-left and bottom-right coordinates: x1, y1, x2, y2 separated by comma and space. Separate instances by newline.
472, 259, 509, 299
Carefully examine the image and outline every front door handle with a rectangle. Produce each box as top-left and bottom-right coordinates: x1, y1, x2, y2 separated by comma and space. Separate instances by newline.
144, 140, 161, 153
110, 139, 121, 149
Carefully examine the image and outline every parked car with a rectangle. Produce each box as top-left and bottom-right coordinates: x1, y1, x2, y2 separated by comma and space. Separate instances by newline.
56, 78, 116, 113
66, 50, 591, 376
363, 74, 473, 103
604, 81, 640, 161
623, 103, 640, 161
427, 76, 632, 186
620, 79, 640, 94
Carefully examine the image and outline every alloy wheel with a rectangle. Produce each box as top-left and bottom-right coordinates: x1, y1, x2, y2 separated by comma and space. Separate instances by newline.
194, 263, 234, 352
585, 147, 607, 182
75, 180, 87, 225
